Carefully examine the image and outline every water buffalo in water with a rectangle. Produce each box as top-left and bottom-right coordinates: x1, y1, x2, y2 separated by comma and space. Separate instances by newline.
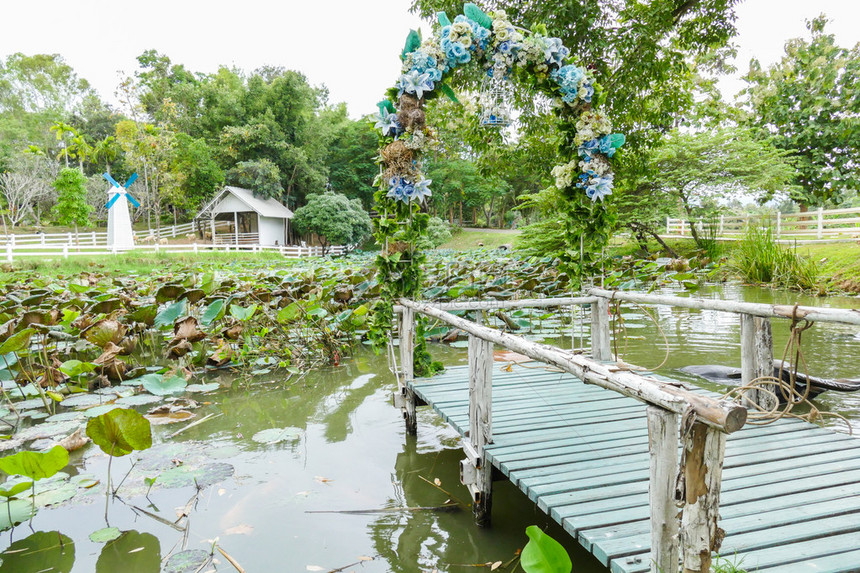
680, 360, 860, 401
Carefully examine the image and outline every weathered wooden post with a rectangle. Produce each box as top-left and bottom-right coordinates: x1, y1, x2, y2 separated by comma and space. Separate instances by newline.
647, 406, 680, 573
590, 296, 612, 361
740, 314, 776, 410
395, 306, 417, 435
679, 421, 726, 573
817, 207, 824, 239
460, 334, 493, 525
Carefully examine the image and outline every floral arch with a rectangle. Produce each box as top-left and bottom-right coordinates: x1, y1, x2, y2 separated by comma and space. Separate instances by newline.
368, 4, 625, 369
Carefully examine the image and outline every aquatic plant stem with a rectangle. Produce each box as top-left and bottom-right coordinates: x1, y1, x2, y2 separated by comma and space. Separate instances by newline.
105, 443, 114, 525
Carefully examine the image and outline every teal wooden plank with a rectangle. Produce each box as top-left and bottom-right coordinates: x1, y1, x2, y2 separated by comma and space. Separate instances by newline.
756, 548, 860, 572
729, 530, 860, 570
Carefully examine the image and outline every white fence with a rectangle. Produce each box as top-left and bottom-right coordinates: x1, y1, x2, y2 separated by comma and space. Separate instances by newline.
665, 206, 860, 242
2, 242, 350, 263
0, 221, 232, 248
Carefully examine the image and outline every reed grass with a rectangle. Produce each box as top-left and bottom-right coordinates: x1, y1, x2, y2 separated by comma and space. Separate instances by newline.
732, 222, 819, 290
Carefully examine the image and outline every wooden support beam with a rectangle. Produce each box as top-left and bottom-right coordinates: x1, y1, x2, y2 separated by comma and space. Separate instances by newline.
400, 298, 746, 434
680, 421, 726, 573
590, 297, 612, 361
467, 334, 493, 526
740, 314, 776, 410
647, 406, 680, 573
398, 306, 417, 435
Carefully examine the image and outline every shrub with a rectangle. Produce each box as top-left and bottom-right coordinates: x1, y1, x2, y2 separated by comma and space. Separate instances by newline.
732, 223, 818, 290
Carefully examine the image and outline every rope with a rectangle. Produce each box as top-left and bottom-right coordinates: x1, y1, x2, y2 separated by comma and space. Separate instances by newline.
721, 305, 853, 434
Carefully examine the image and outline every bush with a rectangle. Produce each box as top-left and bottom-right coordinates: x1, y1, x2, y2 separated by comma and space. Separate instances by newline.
732, 223, 818, 290
292, 192, 371, 254
416, 216, 452, 249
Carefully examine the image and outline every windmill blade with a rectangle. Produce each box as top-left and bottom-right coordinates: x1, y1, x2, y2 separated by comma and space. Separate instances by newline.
106, 193, 121, 209
125, 193, 141, 208
103, 172, 121, 188
124, 172, 139, 188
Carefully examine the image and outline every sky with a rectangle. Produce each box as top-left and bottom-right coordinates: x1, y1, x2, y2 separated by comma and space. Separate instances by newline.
0, 0, 858, 118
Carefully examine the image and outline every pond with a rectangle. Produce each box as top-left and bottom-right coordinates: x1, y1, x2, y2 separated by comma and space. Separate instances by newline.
1, 283, 858, 572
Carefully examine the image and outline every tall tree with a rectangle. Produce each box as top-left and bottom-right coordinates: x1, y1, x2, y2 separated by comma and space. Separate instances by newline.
740, 15, 860, 208
53, 167, 92, 230
0, 53, 94, 114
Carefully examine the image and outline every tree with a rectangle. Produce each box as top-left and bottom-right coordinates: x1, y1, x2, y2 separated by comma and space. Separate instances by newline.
53, 167, 92, 229
0, 161, 53, 226
642, 126, 796, 248
0, 53, 93, 114
324, 110, 378, 209
740, 15, 860, 208
291, 193, 372, 254
226, 159, 283, 199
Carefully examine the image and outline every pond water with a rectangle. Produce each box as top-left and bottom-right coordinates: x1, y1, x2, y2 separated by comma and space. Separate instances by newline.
1, 284, 858, 572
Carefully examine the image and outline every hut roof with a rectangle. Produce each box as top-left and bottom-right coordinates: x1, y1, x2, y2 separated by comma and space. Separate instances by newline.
196, 186, 294, 220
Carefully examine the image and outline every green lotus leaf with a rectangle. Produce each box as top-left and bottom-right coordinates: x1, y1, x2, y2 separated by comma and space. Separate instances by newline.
0, 445, 69, 481
86, 408, 152, 457
520, 526, 572, 573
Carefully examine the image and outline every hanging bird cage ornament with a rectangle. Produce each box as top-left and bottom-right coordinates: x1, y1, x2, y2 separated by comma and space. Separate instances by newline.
479, 75, 513, 128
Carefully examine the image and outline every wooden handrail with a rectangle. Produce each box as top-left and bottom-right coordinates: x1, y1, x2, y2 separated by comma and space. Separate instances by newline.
400, 297, 747, 434
588, 288, 860, 326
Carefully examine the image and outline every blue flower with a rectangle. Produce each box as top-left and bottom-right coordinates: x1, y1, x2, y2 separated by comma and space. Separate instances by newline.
398, 70, 434, 100
578, 139, 600, 161
585, 175, 613, 203
544, 37, 568, 67
387, 177, 415, 202
579, 83, 594, 103
412, 178, 432, 203
374, 109, 400, 137
498, 41, 512, 54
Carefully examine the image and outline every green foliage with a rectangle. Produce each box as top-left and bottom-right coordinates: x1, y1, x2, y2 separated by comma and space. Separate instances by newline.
86, 408, 152, 457
0, 53, 94, 114
741, 16, 860, 207
639, 127, 796, 248
292, 193, 372, 252
324, 113, 378, 209
520, 526, 572, 573
732, 223, 819, 290
226, 159, 283, 199
417, 217, 453, 249
0, 445, 69, 481
53, 167, 92, 227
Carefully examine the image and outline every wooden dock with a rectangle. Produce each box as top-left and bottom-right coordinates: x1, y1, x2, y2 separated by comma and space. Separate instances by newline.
409, 363, 860, 573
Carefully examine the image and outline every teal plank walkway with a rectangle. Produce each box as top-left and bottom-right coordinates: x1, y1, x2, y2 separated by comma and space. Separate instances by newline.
409, 363, 860, 573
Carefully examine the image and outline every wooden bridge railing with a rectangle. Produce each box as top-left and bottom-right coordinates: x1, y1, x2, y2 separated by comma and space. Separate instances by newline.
393, 290, 860, 573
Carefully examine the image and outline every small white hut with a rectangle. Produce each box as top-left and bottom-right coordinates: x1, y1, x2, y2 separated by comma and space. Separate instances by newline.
196, 186, 294, 246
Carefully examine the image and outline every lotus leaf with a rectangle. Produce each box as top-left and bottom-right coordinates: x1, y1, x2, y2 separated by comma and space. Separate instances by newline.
0, 531, 74, 571
230, 304, 257, 321
89, 526, 122, 543
0, 328, 35, 354
154, 300, 186, 329
163, 549, 211, 573
82, 320, 126, 347
200, 299, 226, 326
125, 304, 158, 326
141, 373, 187, 396
0, 445, 69, 480
95, 531, 160, 573
86, 408, 152, 457
156, 462, 234, 488
252, 427, 302, 444
0, 498, 35, 531
156, 284, 186, 304
520, 526, 572, 573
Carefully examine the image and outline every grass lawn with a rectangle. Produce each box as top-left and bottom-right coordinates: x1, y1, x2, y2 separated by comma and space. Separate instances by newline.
797, 242, 860, 292
1, 250, 287, 276
440, 228, 520, 250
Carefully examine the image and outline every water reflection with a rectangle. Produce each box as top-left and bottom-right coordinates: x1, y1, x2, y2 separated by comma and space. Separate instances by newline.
0, 531, 74, 573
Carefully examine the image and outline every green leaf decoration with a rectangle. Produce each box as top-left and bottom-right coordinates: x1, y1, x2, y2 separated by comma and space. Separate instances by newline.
86, 408, 152, 457
463, 3, 492, 29
520, 526, 572, 573
438, 83, 461, 105
0, 446, 69, 480
154, 300, 186, 329
200, 299, 226, 327
0, 328, 35, 354
377, 99, 396, 117
608, 133, 626, 150
89, 527, 122, 543
437, 11, 451, 27
401, 29, 421, 59
229, 304, 257, 321
140, 373, 187, 396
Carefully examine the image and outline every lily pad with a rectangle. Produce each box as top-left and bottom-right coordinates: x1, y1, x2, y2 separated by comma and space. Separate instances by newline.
60, 394, 108, 408
145, 410, 195, 425
0, 499, 35, 531
184, 382, 220, 393
89, 527, 122, 543
45, 411, 85, 423
84, 404, 122, 418
96, 531, 160, 572
15, 420, 82, 442
157, 462, 234, 488
116, 394, 164, 407
252, 427, 302, 444
140, 374, 187, 396
163, 549, 211, 573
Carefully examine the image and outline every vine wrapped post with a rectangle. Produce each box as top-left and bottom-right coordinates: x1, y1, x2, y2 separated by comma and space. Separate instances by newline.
647, 406, 680, 573
679, 421, 726, 573
397, 306, 417, 435
740, 314, 776, 410
590, 297, 612, 361
461, 334, 493, 526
